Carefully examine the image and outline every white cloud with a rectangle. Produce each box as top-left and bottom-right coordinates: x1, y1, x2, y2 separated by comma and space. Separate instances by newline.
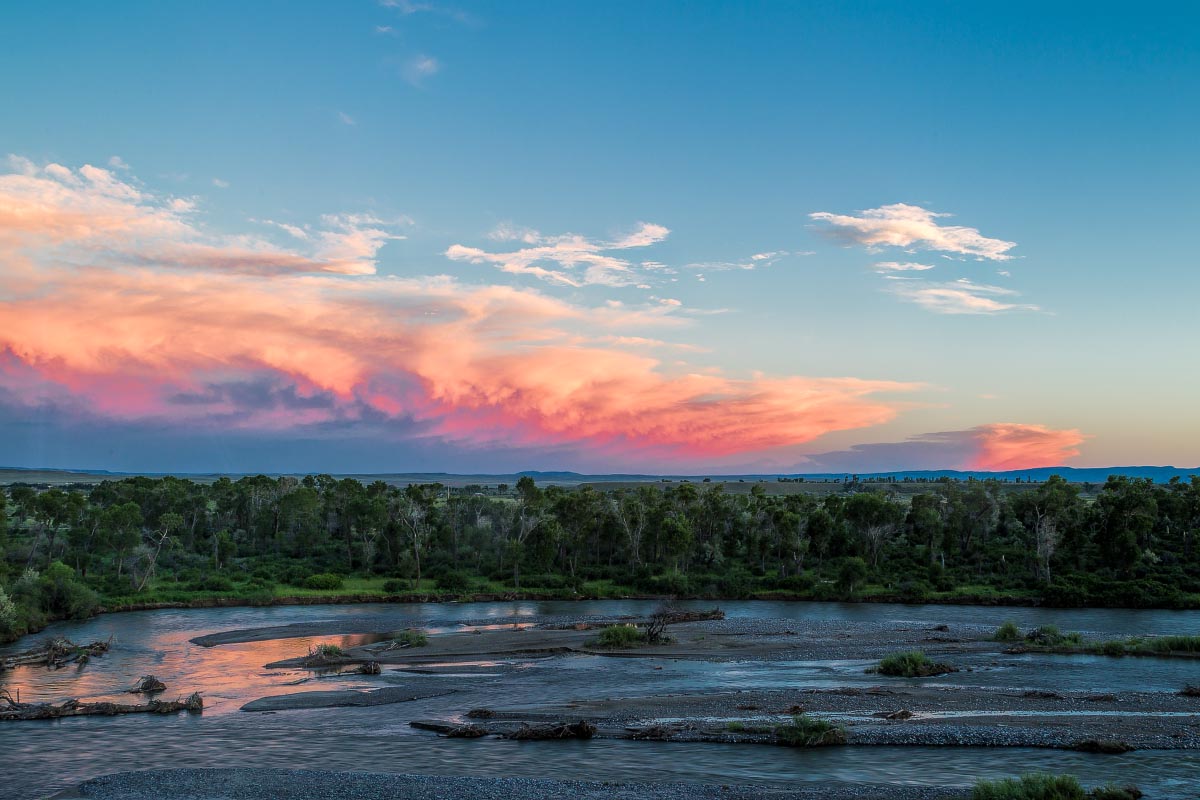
212, 178, 230, 189
890, 278, 1040, 315
810, 203, 1017, 261
873, 261, 935, 272
338, 111, 356, 126
107, 156, 131, 171
403, 54, 441, 86
0, 157, 405, 277
684, 249, 797, 272
446, 222, 671, 287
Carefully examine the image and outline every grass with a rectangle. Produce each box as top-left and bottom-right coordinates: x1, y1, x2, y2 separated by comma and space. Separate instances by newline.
1087, 634, 1200, 657
774, 714, 847, 746
395, 629, 428, 648
874, 650, 953, 677
1024, 625, 1083, 647
993, 620, 1022, 642
971, 775, 1141, 800
592, 624, 647, 648
971, 774, 1086, 800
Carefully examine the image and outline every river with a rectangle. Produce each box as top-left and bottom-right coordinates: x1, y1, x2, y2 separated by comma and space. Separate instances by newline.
2, 600, 1198, 799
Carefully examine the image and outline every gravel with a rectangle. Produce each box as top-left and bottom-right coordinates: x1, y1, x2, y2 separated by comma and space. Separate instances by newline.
62, 769, 960, 800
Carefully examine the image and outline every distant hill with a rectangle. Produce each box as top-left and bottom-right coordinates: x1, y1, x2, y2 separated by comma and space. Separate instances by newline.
1, 464, 1196, 487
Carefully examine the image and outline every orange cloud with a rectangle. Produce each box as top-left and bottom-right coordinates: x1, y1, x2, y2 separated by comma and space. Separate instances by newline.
969, 423, 1087, 471
0, 158, 923, 461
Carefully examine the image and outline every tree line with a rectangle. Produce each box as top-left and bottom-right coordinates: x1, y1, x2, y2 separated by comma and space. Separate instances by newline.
2, 473, 1199, 641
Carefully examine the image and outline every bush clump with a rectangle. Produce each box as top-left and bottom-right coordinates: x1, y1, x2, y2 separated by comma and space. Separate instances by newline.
1025, 625, 1082, 647
395, 629, 428, 648
972, 774, 1141, 800
972, 774, 1085, 800
875, 650, 954, 677
993, 620, 1022, 642
436, 571, 472, 593
302, 573, 344, 591
593, 624, 647, 648
774, 714, 847, 747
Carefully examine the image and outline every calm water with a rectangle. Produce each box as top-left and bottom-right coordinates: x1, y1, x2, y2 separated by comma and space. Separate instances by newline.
2, 600, 1198, 799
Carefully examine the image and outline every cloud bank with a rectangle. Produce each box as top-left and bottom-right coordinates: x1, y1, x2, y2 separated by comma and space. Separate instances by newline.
0, 158, 929, 467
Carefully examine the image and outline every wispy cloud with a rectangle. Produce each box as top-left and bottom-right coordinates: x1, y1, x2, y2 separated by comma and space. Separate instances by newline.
684, 249, 802, 272
0, 157, 924, 462
873, 261, 934, 272
403, 54, 441, 86
337, 111, 357, 126
0, 157, 404, 277
810, 203, 1017, 261
212, 178, 230, 189
107, 156, 130, 171
446, 222, 671, 287
889, 278, 1039, 315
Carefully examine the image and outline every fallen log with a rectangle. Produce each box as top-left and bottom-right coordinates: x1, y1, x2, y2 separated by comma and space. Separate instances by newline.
0, 637, 111, 672
503, 720, 596, 740
0, 691, 202, 721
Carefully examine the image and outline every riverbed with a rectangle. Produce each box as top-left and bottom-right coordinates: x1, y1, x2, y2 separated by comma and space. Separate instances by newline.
2, 600, 1198, 799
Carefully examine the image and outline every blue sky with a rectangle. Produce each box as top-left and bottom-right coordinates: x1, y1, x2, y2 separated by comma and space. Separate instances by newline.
1, 1, 1198, 473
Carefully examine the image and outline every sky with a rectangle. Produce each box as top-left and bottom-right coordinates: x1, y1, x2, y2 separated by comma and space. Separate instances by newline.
1, 1, 1198, 475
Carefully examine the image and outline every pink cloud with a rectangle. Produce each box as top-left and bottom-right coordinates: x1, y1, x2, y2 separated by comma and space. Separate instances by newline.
969, 423, 1087, 471
0, 158, 926, 463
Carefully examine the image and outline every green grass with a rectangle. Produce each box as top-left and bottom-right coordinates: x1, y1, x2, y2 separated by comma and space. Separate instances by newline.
1087, 634, 1200, 657
971, 774, 1142, 800
1024, 625, 1083, 647
592, 624, 647, 648
993, 620, 1022, 642
773, 714, 846, 746
875, 650, 951, 677
971, 774, 1086, 800
395, 629, 428, 648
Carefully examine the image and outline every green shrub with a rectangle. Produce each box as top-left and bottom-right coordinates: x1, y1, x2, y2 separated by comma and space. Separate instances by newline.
993, 620, 1022, 642
303, 573, 344, 591
1025, 626, 1082, 647
396, 629, 428, 647
971, 773, 1085, 800
40, 562, 100, 619
188, 575, 234, 592
382, 579, 406, 594
774, 714, 847, 746
436, 571, 472, 593
0, 586, 17, 638
875, 650, 951, 677
593, 624, 646, 648
1089, 786, 1142, 800
312, 643, 344, 658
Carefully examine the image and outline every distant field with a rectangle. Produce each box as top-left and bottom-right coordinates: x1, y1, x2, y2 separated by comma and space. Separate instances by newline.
0, 467, 1127, 496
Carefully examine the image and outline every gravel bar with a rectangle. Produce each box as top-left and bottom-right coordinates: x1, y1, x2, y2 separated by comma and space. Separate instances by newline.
60, 769, 961, 800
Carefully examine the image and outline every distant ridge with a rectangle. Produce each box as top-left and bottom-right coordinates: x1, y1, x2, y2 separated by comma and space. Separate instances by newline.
1, 464, 1197, 486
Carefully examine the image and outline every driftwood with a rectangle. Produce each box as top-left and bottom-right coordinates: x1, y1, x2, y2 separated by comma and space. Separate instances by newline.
128, 675, 167, 694
0, 638, 111, 672
355, 661, 382, 675
0, 690, 202, 721
503, 720, 596, 740
645, 606, 724, 643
